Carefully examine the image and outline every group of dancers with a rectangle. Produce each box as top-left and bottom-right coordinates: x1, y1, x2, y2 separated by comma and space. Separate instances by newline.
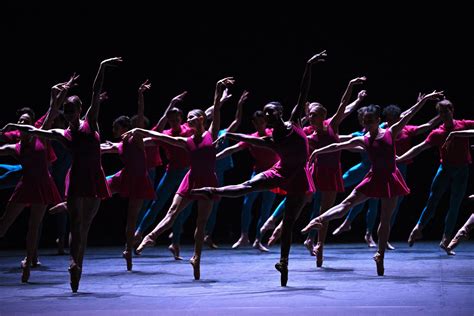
0, 51, 473, 292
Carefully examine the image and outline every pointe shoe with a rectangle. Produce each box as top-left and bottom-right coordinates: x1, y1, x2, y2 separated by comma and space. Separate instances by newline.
232, 236, 250, 249
386, 241, 395, 250
408, 226, 423, 247
30, 256, 41, 268
303, 239, 315, 256
275, 259, 288, 287
447, 228, 469, 250
203, 235, 218, 249
364, 233, 377, 248
314, 243, 323, 267
20, 259, 30, 283
136, 235, 156, 255
373, 252, 384, 276
301, 218, 323, 234
259, 218, 276, 236
49, 202, 67, 214
68, 264, 82, 293
439, 239, 456, 256
133, 233, 143, 256
267, 226, 282, 247
253, 240, 269, 252
168, 244, 183, 260
123, 251, 133, 271
189, 256, 201, 280
332, 220, 352, 236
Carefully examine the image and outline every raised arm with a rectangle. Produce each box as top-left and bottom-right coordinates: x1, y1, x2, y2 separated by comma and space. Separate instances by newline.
209, 77, 235, 140
122, 128, 188, 150
226, 90, 249, 133
309, 136, 365, 164
154, 91, 188, 132
397, 141, 432, 163
330, 77, 367, 130
216, 142, 245, 160
135, 79, 151, 129
290, 50, 327, 124
86, 57, 123, 129
390, 90, 444, 139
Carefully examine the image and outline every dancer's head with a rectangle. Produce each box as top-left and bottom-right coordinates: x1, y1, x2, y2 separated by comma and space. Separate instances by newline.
166, 107, 184, 129
263, 101, 283, 126
362, 104, 381, 132
63, 95, 82, 122
251, 110, 267, 131
357, 106, 368, 128
382, 104, 402, 126
53, 111, 68, 129
436, 99, 454, 122
308, 102, 327, 126
16, 107, 35, 125
187, 109, 206, 131
130, 115, 150, 129
112, 115, 132, 138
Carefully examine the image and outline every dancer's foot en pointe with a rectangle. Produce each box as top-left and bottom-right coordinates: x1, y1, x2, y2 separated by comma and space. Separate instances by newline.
408, 225, 423, 247
386, 241, 395, 250
301, 217, 323, 234
275, 258, 288, 287
68, 263, 82, 293
314, 242, 323, 267
135, 235, 156, 255
49, 202, 67, 214
122, 250, 132, 271
252, 239, 269, 252
20, 259, 30, 283
189, 256, 200, 280
332, 219, 352, 236
189, 187, 215, 200
439, 236, 456, 256
303, 239, 315, 256
168, 243, 183, 260
447, 227, 469, 250
259, 217, 276, 236
364, 232, 377, 248
373, 252, 384, 276
232, 235, 250, 249
203, 235, 218, 249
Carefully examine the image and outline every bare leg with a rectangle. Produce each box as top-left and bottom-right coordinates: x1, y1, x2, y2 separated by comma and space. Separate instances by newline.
314, 191, 337, 267
301, 190, 368, 233
136, 194, 191, 254
448, 213, 474, 250
373, 197, 396, 276
190, 200, 213, 280
123, 199, 143, 271
22, 204, 47, 282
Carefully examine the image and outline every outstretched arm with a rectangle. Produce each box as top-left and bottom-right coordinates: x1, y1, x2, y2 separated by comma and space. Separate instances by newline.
390, 90, 444, 139
290, 50, 327, 124
397, 141, 432, 163
122, 128, 188, 150
309, 136, 365, 164
216, 142, 245, 160
154, 90, 187, 132
0, 123, 66, 143
330, 77, 367, 130
226, 90, 249, 133
413, 115, 442, 136
223, 132, 275, 150
100, 141, 120, 154
0, 144, 16, 157
86, 57, 123, 129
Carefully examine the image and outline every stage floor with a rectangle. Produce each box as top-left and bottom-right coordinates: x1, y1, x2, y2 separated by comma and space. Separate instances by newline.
1, 241, 473, 315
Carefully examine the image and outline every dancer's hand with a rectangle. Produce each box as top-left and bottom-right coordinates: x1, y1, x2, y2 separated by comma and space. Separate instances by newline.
213, 133, 226, 147
349, 76, 367, 85
101, 57, 123, 67
138, 79, 151, 93
220, 88, 232, 104
307, 50, 327, 64
171, 90, 187, 104
357, 90, 368, 101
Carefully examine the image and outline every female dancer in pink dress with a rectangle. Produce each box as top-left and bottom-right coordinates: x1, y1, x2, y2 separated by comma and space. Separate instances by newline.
0, 80, 72, 282
301, 90, 444, 276
10, 58, 121, 292
191, 51, 326, 286
123, 77, 234, 280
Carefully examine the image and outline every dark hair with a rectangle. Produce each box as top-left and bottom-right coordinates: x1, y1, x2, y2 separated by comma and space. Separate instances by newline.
130, 114, 150, 128
16, 107, 36, 121
382, 104, 402, 119
252, 110, 265, 119
64, 95, 82, 111
166, 107, 184, 118
308, 102, 327, 115
357, 106, 368, 119
189, 109, 206, 120
113, 115, 132, 130
436, 99, 454, 112
264, 101, 283, 113
364, 104, 381, 117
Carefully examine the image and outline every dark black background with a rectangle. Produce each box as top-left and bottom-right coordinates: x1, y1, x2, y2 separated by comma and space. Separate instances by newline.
1, 3, 473, 248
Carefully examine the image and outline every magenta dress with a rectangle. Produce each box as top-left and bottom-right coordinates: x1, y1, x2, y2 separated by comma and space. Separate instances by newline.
64, 120, 111, 199
262, 123, 315, 195
306, 119, 344, 192
107, 136, 157, 200
176, 132, 218, 200
355, 129, 410, 198
9, 137, 62, 205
